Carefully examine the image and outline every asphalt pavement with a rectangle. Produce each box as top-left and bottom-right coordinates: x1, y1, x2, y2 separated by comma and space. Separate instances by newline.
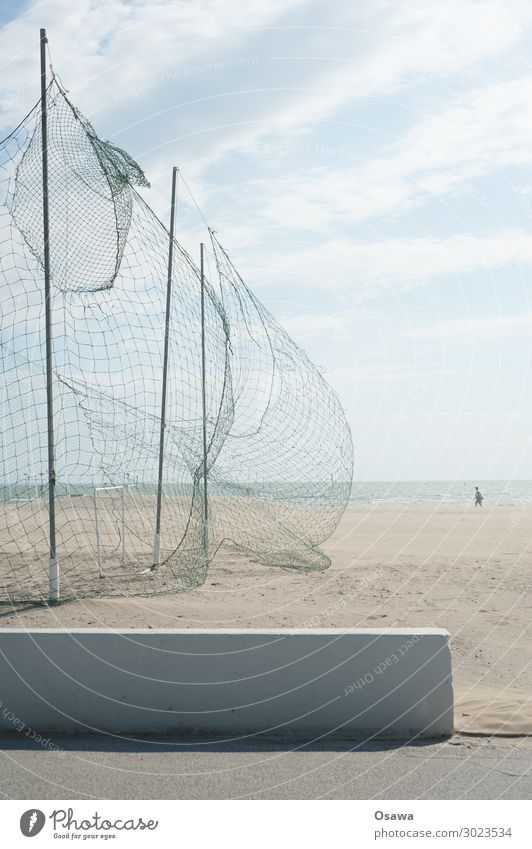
0, 733, 531, 799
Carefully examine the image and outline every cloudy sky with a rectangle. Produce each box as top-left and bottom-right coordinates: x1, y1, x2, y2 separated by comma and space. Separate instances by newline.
1, 0, 532, 481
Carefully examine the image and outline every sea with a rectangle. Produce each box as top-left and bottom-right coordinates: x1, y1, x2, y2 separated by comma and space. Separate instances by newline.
1, 479, 531, 509
348, 480, 532, 509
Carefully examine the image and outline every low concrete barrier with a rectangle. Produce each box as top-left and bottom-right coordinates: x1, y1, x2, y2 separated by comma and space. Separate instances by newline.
0, 628, 453, 738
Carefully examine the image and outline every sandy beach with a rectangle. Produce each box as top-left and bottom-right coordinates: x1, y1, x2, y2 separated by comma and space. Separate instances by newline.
1, 505, 531, 736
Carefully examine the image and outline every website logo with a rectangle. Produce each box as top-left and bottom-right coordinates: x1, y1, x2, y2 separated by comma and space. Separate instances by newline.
20, 809, 46, 837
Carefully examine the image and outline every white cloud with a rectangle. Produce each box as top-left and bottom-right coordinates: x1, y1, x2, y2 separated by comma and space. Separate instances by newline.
203, 70, 532, 250
330, 363, 467, 385
235, 231, 532, 296
3, 0, 531, 236
279, 310, 352, 335
0, 0, 308, 128
410, 312, 532, 341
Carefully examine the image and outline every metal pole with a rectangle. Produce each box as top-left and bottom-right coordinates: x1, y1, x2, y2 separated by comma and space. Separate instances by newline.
40, 28, 59, 602
200, 243, 209, 553
121, 485, 126, 566
93, 489, 103, 578
153, 166, 178, 570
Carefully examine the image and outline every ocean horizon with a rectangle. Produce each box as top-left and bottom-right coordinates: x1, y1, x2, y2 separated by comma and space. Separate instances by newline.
2, 478, 531, 509
349, 479, 532, 508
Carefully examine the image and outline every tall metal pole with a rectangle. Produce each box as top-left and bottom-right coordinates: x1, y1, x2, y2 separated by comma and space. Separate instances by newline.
40, 28, 59, 602
200, 243, 209, 553
153, 166, 178, 570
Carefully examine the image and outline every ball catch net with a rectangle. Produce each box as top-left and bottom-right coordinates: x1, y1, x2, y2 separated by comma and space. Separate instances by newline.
0, 80, 353, 602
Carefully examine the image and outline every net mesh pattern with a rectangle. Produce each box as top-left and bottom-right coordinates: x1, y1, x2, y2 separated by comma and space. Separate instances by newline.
0, 81, 353, 602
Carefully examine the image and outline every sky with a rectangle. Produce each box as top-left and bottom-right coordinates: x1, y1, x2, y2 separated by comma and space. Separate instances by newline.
1, 0, 532, 481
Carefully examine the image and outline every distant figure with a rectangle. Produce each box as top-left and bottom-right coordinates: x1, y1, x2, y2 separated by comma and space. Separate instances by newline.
474, 486, 483, 507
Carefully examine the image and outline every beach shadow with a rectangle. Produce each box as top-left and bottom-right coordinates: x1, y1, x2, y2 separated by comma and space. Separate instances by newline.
0, 730, 445, 754
0, 602, 46, 619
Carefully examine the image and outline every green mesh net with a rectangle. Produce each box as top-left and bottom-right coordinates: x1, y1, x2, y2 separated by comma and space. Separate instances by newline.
0, 79, 353, 602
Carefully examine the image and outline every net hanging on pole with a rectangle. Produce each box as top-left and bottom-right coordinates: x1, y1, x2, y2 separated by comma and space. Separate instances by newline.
0, 77, 353, 603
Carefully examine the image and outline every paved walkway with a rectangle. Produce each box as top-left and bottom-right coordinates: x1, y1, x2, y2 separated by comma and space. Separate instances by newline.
0, 734, 531, 799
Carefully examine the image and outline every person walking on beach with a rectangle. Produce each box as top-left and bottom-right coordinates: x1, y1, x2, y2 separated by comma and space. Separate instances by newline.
474, 486, 483, 507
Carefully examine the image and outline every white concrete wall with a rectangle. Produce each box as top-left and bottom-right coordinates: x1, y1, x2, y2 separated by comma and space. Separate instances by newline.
0, 629, 453, 738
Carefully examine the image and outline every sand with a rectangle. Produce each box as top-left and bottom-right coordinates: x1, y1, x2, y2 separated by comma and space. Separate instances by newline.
1, 505, 531, 736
